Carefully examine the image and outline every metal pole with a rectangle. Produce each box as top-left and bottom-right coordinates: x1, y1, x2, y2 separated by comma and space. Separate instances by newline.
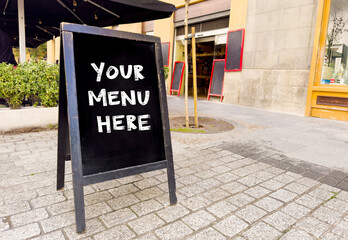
184, 0, 190, 128
191, 27, 198, 128
18, 0, 26, 63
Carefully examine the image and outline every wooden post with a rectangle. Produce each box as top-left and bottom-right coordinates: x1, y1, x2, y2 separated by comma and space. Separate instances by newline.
191, 27, 198, 128
184, 0, 190, 128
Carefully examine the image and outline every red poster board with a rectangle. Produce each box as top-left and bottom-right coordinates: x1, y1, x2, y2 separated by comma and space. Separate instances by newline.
170, 61, 185, 96
225, 29, 245, 72
207, 59, 225, 102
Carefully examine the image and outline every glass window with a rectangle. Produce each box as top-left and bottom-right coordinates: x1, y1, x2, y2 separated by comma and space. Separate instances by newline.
321, 0, 348, 85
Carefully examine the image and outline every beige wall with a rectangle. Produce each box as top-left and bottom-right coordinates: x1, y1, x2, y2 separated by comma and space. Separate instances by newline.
223, 0, 317, 115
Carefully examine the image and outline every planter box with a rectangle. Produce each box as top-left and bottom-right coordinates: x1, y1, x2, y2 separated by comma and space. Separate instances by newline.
0, 107, 58, 132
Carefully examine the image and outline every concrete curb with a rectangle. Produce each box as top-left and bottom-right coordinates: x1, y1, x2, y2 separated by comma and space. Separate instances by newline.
0, 107, 58, 131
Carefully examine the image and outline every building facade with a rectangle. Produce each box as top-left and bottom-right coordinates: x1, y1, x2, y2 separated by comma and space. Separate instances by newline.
48, 0, 348, 121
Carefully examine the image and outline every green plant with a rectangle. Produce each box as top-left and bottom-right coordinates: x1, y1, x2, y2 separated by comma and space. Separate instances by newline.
0, 61, 59, 109
164, 66, 169, 80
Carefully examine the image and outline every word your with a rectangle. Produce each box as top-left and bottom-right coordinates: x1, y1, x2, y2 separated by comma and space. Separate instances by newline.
91, 63, 145, 82
97, 114, 151, 133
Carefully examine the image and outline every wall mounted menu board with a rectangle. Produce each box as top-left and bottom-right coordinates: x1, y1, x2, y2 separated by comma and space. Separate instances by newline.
170, 61, 185, 96
225, 29, 245, 72
207, 59, 225, 102
56, 23, 177, 233
161, 42, 170, 67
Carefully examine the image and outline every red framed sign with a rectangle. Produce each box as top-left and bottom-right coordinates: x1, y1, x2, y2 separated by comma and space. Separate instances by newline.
170, 61, 185, 96
161, 42, 170, 67
225, 29, 245, 72
207, 59, 225, 102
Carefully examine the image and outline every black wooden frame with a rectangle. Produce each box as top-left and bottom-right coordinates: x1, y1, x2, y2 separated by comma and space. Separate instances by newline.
56, 23, 177, 233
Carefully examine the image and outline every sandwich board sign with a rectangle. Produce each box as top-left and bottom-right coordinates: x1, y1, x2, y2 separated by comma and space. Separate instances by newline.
56, 23, 177, 233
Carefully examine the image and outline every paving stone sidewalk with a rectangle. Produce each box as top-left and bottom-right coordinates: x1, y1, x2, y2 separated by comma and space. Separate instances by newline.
1, 129, 348, 240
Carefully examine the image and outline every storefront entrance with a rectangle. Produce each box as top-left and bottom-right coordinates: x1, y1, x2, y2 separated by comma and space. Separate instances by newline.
306, 0, 348, 121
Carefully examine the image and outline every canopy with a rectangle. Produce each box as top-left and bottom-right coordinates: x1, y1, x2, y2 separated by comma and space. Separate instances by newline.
0, 0, 176, 48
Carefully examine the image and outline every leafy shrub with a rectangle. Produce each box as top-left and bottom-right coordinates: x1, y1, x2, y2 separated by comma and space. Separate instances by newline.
164, 66, 169, 80
0, 61, 59, 109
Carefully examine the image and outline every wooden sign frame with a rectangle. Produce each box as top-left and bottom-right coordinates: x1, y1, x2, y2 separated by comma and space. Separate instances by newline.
225, 29, 245, 72
161, 42, 170, 67
207, 59, 225, 102
56, 23, 177, 233
170, 61, 185, 96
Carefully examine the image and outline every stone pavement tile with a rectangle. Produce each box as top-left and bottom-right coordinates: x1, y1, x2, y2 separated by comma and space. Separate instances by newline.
91, 179, 120, 191
155, 193, 186, 207
99, 208, 136, 228
85, 202, 113, 219
237, 176, 263, 187
242, 222, 281, 240
264, 211, 297, 231
196, 178, 221, 191
327, 170, 348, 180
312, 206, 342, 225
64, 218, 105, 239
64, 186, 95, 199
136, 233, 159, 240
280, 228, 316, 240
10, 208, 49, 227
211, 165, 231, 174
213, 215, 248, 238
93, 225, 135, 240
186, 227, 226, 240
227, 193, 255, 207
319, 176, 343, 187
236, 205, 267, 224
321, 232, 346, 240
244, 186, 271, 199
156, 204, 190, 223
301, 170, 324, 181
253, 171, 275, 181
107, 194, 140, 211
0, 200, 31, 217
331, 220, 348, 239
153, 173, 168, 183
182, 210, 216, 230
311, 165, 333, 175
319, 184, 341, 192
4, 190, 38, 204
0, 223, 41, 240
225, 161, 247, 170
0, 217, 9, 231
296, 217, 330, 238
214, 172, 239, 183
295, 194, 323, 209
254, 197, 284, 212
181, 195, 212, 211
133, 178, 161, 190
47, 200, 74, 216
117, 175, 144, 185
135, 186, 164, 201
194, 169, 218, 179
207, 200, 238, 218
270, 189, 298, 203
176, 167, 198, 177
265, 166, 285, 175
337, 191, 348, 202
336, 180, 348, 192
84, 191, 113, 206
40, 212, 75, 233
178, 184, 205, 197
221, 182, 247, 194
231, 167, 255, 177
203, 188, 230, 202
259, 179, 286, 191
140, 169, 164, 178
280, 202, 311, 219
287, 165, 308, 174
205, 159, 226, 168
324, 198, 348, 212
284, 182, 311, 195
130, 199, 163, 216
31, 230, 65, 240
155, 221, 193, 240
273, 174, 296, 184
177, 175, 201, 185
108, 184, 139, 198
128, 213, 165, 235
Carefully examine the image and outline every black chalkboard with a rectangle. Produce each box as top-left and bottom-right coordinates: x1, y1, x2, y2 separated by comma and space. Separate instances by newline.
207, 60, 225, 102
161, 42, 170, 67
57, 23, 177, 233
225, 29, 245, 72
170, 61, 184, 96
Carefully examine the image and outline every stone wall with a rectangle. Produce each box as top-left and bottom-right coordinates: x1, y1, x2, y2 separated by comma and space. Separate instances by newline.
223, 0, 318, 115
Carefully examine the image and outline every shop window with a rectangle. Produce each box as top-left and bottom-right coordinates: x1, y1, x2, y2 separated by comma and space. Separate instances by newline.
321, 0, 348, 85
